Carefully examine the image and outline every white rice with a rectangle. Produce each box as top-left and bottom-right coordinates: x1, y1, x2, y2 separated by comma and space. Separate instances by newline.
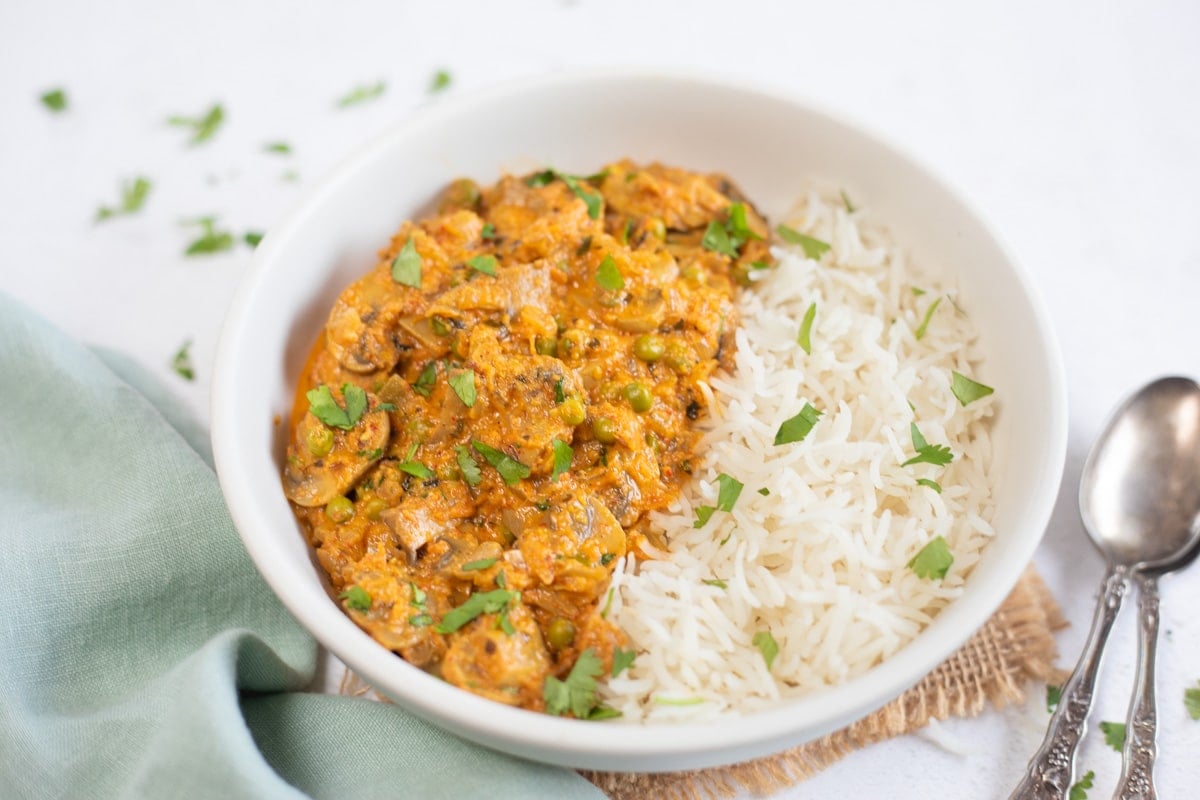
601, 188, 997, 721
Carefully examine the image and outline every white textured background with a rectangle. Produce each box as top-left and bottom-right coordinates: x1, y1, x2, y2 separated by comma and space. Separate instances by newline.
2, 1, 1199, 797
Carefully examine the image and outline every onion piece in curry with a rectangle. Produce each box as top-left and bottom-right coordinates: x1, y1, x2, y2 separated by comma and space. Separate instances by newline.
284, 160, 771, 714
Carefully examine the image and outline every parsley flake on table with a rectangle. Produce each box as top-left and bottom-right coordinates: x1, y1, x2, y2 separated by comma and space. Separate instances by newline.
455, 445, 482, 486
1099, 720, 1126, 751
448, 368, 477, 407
306, 383, 368, 430
544, 648, 604, 718
550, 439, 573, 482
903, 422, 954, 467
40, 88, 67, 112
472, 440, 531, 485
243, 231, 263, 248
263, 141, 292, 155
1186, 681, 1200, 720
96, 176, 152, 222
1069, 769, 1094, 800
951, 371, 995, 407
467, 254, 497, 276
339, 585, 371, 611
170, 339, 195, 381
908, 536, 953, 580
336, 81, 386, 108
391, 237, 422, 288
429, 69, 452, 94
596, 255, 625, 291
775, 224, 831, 260
612, 647, 636, 677
1046, 683, 1062, 713
435, 589, 515, 633
752, 630, 779, 670
167, 103, 224, 145
182, 216, 235, 256
914, 296, 941, 340
774, 402, 823, 446
797, 301, 817, 354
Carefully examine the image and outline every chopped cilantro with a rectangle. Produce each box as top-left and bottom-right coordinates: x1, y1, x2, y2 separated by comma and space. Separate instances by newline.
701, 220, 738, 257
467, 254, 497, 276
716, 473, 744, 512
544, 648, 605, 717
600, 587, 614, 619
357, 448, 383, 460
774, 403, 823, 446
600, 553, 615, 566
702, 578, 728, 589
40, 88, 67, 112
410, 582, 427, 607
612, 647, 636, 677
472, 440, 531, 485
558, 173, 602, 219
775, 224, 830, 260
550, 439, 573, 482
903, 422, 954, 467
339, 585, 371, 611
596, 255, 625, 291
392, 237, 422, 288
693, 505, 716, 528
409, 614, 433, 627
912, 286, 927, 297
840, 190, 856, 213
916, 478, 942, 493
397, 461, 434, 479
167, 103, 224, 145
1069, 770, 1094, 800
170, 339, 195, 381
456, 445, 482, 486
429, 69, 452, 93
525, 169, 556, 187
448, 368, 477, 407
1046, 684, 1061, 713
336, 81, 385, 108
914, 297, 941, 340
797, 302, 817, 354
496, 608, 516, 635
263, 141, 291, 155
908, 536, 953, 580
412, 361, 437, 397
1186, 681, 1200, 720
585, 706, 622, 721
728, 203, 761, 243
96, 176, 152, 222
553, 378, 566, 404
435, 589, 515, 633
462, 558, 498, 571
951, 371, 995, 407
752, 630, 779, 670
306, 383, 368, 430
182, 216, 234, 256
1100, 721, 1126, 752
481, 223, 497, 240
757, 487, 770, 496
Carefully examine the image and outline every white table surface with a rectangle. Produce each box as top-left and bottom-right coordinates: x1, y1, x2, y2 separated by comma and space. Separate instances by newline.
3, 0, 1199, 796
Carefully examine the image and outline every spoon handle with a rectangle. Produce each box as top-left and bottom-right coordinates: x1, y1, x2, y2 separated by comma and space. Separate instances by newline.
1008, 564, 1131, 800
1112, 572, 1160, 800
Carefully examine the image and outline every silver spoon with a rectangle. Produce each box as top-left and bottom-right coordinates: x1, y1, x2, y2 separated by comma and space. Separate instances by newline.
1009, 376, 1200, 800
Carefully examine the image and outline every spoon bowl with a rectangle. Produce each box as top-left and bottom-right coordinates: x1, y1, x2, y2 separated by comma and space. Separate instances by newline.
1080, 376, 1200, 569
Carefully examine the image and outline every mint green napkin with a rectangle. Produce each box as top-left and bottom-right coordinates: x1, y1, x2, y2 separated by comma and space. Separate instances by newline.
0, 291, 604, 800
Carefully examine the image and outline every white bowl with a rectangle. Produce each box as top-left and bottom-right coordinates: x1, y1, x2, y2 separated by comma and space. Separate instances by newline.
212, 70, 1067, 772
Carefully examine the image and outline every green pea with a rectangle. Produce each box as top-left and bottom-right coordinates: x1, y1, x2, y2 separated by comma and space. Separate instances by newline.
325, 496, 354, 524
306, 426, 334, 457
559, 396, 586, 426
535, 336, 558, 356
546, 617, 576, 650
633, 334, 665, 362
592, 416, 617, 445
361, 497, 388, 520
624, 382, 653, 413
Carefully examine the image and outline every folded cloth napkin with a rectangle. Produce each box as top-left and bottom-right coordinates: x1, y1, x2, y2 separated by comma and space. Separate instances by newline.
0, 291, 602, 800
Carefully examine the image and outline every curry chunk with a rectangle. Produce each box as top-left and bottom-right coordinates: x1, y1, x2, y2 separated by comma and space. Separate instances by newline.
284, 160, 768, 713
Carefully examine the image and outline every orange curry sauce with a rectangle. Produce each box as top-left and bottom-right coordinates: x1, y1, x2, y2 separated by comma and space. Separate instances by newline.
284, 160, 771, 712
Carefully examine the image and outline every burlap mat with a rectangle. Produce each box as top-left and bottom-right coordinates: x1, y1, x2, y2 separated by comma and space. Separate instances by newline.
339, 568, 1063, 799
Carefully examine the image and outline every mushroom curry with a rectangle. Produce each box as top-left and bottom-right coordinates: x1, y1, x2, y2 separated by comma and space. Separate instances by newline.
283, 160, 771, 715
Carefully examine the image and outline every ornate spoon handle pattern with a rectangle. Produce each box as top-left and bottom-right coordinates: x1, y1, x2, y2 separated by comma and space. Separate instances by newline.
1113, 571, 1160, 800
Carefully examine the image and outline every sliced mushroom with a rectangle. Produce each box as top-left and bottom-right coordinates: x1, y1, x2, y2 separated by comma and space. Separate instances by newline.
380, 504, 443, 564
283, 400, 390, 507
